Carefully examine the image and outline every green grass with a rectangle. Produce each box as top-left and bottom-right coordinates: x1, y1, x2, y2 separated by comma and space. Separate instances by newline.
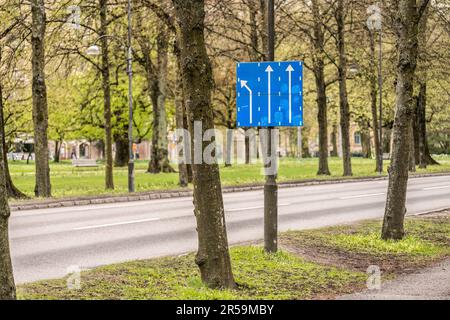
9, 156, 450, 199
281, 217, 450, 268
327, 234, 443, 256
17, 217, 449, 300
17, 246, 366, 300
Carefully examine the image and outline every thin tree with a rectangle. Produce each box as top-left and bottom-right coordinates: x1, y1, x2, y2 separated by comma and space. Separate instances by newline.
171, 0, 236, 289
415, 5, 438, 168
0, 94, 16, 299
147, 24, 175, 174
99, 0, 114, 190
335, 0, 352, 176
368, 26, 383, 173
381, 0, 430, 240
0, 42, 27, 199
31, 0, 51, 197
311, 0, 331, 175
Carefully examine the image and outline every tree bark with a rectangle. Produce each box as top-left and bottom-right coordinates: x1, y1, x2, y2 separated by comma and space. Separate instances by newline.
336, 0, 352, 176
369, 30, 383, 172
225, 129, 233, 167
0, 106, 16, 299
172, 0, 235, 289
312, 0, 330, 175
114, 134, 129, 167
174, 57, 189, 187
331, 124, 338, 157
415, 6, 438, 168
0, 82, 27, 199
258, 0, 268, 61
31, 0, 51, 197
382, 0, 423, 240
148, 27, 174, 174
409, 119, 416, 172
100, 0, 114, 190
361, 127, 372, 159
53, 140, 61, 163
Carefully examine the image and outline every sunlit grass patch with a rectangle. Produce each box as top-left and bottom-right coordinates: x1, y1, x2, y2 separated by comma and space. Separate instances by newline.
18, 246, 365, 300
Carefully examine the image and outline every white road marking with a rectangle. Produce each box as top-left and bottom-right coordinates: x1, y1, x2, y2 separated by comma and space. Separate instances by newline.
339, 193, 385, 200
226, 203, 290, 212
423, 185, 450, 191
73, 218, 161, 230
14, 198, 191, 217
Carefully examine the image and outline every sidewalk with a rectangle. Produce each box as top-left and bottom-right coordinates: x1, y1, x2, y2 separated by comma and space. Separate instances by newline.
339, 259, 450, 300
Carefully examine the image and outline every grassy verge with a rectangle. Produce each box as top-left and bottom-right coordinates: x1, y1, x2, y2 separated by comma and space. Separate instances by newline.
18, 215, 449, 300
281, 215, 450, 274
9, 156, 450, 199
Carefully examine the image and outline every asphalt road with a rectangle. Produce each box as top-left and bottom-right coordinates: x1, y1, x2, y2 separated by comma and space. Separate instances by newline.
10, 175, 450, 284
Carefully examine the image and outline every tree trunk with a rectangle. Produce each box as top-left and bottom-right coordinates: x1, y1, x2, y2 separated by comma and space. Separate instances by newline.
360, 124, 372, 159
100, 0, 114, 190
312, 0, 330, 175
148, 27, 174, 174
0, 80, 27, 199
53, 140, 61, 163
31, 0, 51, 197
225, 129, 233, 167
174, 63, 189, 187
297, 127, 302, 158
0, 106, 16, 299
409, 119, 416, 172
331, 124, 338, 157
114, 134, 129, 167
369, 30, 383, 172
336, 0, 352, 176
172, 0, 235, 289
416, 7, 438, 168
382, 0, 423, 240
258, 0, 268, 61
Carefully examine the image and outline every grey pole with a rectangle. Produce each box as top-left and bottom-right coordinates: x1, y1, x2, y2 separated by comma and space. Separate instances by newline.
378, 26, 383, 173
127, 0, 135, 192
264, 0, 278, 253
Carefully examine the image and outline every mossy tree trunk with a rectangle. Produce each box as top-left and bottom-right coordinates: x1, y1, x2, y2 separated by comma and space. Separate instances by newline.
147, 26, 174, 174
100, 0, 114, 190
0, 78, 27, 199
368, 29, 383, 172
336, 0, 352, 176
0, 104, 15, 299
171, 0, 236, 289
382, 0, 428, 240
31, 0, 51, 198
311, 0, 331, 176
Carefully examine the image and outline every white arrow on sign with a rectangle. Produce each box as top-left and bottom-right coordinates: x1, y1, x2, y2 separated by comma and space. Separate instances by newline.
240, 80, 253, 124
265, 65, 274, 123
286, 64, 294, 123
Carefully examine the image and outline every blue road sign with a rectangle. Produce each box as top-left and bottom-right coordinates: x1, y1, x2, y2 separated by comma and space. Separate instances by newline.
236, 61, 303, 127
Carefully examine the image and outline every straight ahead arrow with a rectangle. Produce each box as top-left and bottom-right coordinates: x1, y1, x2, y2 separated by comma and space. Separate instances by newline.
265, 65, 274, 124
286, 64, 294, 123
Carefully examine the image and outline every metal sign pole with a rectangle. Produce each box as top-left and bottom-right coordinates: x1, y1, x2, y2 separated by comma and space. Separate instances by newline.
264, 0, 278, 253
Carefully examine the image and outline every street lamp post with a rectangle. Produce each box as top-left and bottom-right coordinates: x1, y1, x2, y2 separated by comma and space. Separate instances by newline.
367, 4, 383, 174
86, 1, 135, 192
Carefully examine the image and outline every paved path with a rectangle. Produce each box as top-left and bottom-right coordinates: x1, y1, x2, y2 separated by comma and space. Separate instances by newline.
339, 259, 450, 300
10, 175, 450, 284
